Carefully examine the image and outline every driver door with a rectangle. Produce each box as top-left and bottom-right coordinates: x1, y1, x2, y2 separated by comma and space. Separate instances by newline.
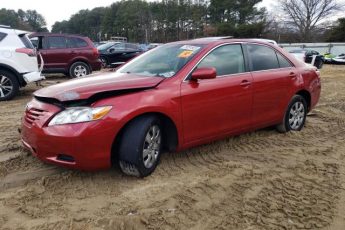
180, 44, 253, 144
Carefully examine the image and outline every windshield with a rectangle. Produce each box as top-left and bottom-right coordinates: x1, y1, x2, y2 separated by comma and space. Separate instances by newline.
118, 44, 204, 78
97, 42, 117, 50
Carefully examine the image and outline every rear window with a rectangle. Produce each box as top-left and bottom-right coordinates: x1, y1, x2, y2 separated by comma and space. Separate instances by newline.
67, 37, 88, 48
0, 32, 7, 42
19, 34, 34, 49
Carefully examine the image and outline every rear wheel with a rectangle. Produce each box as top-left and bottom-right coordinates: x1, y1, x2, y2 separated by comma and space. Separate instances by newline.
0, 70, 19, 101
118, 115, 162, 177
69, 62, 90, 78
316, 60, 324, 69
276, 95, 307, 133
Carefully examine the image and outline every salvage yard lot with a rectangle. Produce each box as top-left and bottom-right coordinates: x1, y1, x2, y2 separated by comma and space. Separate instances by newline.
0, 66, 345, 229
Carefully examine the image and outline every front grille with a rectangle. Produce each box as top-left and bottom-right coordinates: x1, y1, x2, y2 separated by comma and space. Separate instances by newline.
24, 108, 46, 125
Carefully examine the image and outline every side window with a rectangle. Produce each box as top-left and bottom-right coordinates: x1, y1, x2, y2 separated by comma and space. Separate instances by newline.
66, 37, 76, 48
125, 43, 139, 50
47, 36, 66, 49
113, 43, 125, 51
0, 32, 7, 42
276, 52, 293, 68
248, 44, 279, 71
197, 44, 246, 76
73, 38, 88, 48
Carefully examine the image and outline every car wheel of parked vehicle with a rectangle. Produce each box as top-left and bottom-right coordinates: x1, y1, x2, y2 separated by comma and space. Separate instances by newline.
100, 57, 108, 68
69, 62, 90, 78
317, 60, 324, 69
118, 115, 162, 177
276, 95, 307, 133
0, 70, 19, 101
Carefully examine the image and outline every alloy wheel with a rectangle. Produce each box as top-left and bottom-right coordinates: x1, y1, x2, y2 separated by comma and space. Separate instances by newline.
74, 65, 87, 77
100, 58, 107, 68
288, 101, 305, 130
143, 125, 161, 169
0, 75, 13, 98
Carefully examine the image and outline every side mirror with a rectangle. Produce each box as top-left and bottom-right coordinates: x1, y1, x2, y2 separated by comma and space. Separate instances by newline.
109, 48, 115, 53
191, 67, 217, 80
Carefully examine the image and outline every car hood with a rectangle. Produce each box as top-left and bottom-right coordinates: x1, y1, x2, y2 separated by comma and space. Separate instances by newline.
34, 72, 165, 102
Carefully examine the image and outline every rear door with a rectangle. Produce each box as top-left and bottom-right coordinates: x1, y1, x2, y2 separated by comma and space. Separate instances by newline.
40, 36, 71, 71
247, 44, 295, 128
66, 36, 90, 60
181, 44, 253, 144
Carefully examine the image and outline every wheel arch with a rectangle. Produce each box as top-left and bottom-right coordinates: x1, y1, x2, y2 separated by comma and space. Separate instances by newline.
111, 112, 179, 166
68, 59, 91, 73
296, 89, 311, 112
0, 63, 26, 87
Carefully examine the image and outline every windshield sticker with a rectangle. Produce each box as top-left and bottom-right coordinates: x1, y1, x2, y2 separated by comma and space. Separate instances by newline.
178, 50, 194, 58
180, 45, 200, 51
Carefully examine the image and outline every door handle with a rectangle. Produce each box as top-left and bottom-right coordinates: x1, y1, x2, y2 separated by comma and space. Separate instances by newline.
240, 80, 251, 87
289, 72, 297, 78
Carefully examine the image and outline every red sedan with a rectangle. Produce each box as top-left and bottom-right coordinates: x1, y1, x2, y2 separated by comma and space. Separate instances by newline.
21, 38, 321, 177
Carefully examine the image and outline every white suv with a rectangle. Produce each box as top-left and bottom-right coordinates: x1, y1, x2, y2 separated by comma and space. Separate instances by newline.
0, 25, 44, 101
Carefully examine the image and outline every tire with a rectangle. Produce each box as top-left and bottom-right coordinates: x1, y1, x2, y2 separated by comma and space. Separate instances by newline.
100, 57, 108, 68
69, 62, 90, 78
317, 60, 324, 69
118, 115, 162, 177
276, 95, 307, 133
0, 70, 19, 101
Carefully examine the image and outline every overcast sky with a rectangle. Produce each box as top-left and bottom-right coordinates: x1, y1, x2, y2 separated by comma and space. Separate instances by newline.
0, 0, 340, 30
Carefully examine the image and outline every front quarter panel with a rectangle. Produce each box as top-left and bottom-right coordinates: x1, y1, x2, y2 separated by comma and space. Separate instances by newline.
92, 79, 183, 148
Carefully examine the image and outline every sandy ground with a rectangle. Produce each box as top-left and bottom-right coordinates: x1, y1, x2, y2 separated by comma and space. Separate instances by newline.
0, 66, 345, 230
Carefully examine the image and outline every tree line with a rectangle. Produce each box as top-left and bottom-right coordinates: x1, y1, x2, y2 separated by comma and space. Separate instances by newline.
1, 0, 344, 43
0, 8, 47, 32
51, 0, 268, 43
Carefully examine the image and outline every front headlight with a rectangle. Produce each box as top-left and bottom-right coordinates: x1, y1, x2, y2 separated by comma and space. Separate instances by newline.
48, 106, 112, 126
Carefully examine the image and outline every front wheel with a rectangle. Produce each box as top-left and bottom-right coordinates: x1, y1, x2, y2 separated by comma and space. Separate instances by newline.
69, 62, 90, 78
100, 57, 108, 68
276, 95, 307, 133
118, 115, 162, 177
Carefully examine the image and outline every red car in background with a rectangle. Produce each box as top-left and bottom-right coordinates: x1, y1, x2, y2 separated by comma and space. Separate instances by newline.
30, 33, 101, 78
21, 38, 321, 177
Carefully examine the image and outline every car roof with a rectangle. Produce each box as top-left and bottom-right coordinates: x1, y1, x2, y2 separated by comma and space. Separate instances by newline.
0, 25, 29, 35
170, 37, 278, 48
30, 32, 87, 38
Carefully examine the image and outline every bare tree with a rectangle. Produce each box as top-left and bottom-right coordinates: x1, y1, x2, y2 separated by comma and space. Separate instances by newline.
279, 0, 342, 42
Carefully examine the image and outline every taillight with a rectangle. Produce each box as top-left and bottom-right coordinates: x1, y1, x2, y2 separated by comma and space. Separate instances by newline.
15, 48, 36, 57
92, 48, 99, 57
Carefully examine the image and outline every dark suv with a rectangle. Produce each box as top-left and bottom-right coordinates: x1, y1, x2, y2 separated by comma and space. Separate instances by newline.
30, 33, 102, 78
